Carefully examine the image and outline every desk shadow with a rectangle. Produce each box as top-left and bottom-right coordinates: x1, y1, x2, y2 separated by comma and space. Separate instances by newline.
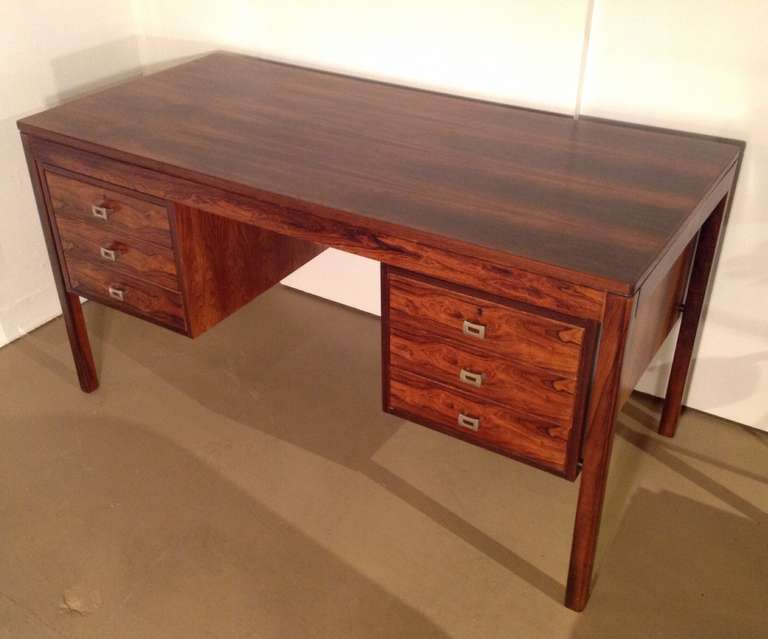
0, 414, 450, 639
570, 488, 766, 639
621, 399, 768, 486
746, 423, 768, 448
574, 414, 767, 638
1, 302, 111, 392
641, 349, 768, 417
44, 37, 144, 108
81, 286, 568, 604
617, 423, 766, 525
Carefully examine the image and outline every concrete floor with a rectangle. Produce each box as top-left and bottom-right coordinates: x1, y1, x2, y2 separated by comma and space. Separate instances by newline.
1, 285, 766, 639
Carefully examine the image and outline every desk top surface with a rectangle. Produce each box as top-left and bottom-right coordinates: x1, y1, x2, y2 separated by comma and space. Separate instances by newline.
19, 52, 742, 294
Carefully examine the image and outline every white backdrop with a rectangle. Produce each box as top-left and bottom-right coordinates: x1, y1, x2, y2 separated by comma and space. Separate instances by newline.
2, 1, 766, 431
0, 1, 141, 346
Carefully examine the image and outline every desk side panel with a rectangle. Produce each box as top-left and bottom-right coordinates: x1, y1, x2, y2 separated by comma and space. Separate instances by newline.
172, 204, 324, 337
618, 239, 695, 408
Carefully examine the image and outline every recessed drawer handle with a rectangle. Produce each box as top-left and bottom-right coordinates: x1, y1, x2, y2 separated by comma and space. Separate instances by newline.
91, 204, 112, 221
107, 286, 125, 301
457, 413, 480, 431
462, 320, 486, 339
459, 368, 484, 387
99, 247, 117, 262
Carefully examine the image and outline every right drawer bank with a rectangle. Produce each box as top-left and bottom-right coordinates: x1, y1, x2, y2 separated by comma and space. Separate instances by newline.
382, 266, 598, 479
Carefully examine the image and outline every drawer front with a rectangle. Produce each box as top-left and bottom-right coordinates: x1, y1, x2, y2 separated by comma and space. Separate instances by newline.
388, 368, 570, 473
388, 270, 584, 376
389, 330, 576, 426
67, 257, 185, 331
45, 170, 172, 248
56, 215, 179, 291
383, 267, 596, 478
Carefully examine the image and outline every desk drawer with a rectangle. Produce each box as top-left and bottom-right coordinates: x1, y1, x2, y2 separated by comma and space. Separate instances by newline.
67, 257, 185, 331
45, 170, 172, 248
389, 367, 570, 473
383, 267, 596, 478
387, 269, 584, 376
389, 330, 576, 426
56, 215, 179, 291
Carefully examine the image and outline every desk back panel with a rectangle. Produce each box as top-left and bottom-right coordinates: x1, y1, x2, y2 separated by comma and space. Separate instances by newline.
172, 205, 324, 337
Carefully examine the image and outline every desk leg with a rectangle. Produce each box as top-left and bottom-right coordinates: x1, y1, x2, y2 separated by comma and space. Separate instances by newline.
56, 292, 99, 393
22, 135, 99, 393
565, 293, 633, 611
658, 198, 727, 438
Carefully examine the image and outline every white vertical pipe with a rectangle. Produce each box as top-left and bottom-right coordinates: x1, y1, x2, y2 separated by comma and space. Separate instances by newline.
574, 0, 596, 120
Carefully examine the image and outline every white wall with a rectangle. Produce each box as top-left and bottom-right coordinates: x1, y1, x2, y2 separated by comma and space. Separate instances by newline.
2, 1, 766, 431
0, 1, 142, 345
582, 1, 768, 431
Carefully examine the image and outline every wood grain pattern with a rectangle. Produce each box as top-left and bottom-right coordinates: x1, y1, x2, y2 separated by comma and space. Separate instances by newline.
618, 239, 695, 408
389, 330, 577, 426
28, 137, 606, 320
566, 293, 634, 611
659, 198, 727, 437
388, 367, 571, 475
388, 269, 588, 375
634, 162, 735, 296
172, 205, 324, 337
45, 169, 172, 248
45, 166, 324, 339
55, 214, 179, 291
22, 135, 99, 392
18, 52, 742, 294
382, 265, 597, 479
67, 257, 185, 331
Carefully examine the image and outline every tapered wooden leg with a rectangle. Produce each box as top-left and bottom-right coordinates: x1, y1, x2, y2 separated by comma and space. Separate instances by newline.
565, 293, 633, 611
658, 198, 727, 438
59, 291, 99, 392
22, 134, 99, 393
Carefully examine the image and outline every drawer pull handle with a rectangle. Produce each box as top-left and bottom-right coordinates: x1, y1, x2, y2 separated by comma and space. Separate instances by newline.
91, 204, 112, 220
459, 368, 484, 387
462, 320, 486, 339
107, 286, 125, 301
99, 247, 117, 262
457, 413, 480, 432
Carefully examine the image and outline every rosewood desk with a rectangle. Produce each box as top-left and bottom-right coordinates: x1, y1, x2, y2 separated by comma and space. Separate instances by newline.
17, 52, 744, 611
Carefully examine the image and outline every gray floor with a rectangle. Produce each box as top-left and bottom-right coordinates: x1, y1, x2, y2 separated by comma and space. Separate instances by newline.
1, 285, 766, 639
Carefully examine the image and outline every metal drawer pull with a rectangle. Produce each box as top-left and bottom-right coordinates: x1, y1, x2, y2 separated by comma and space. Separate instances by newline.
107, 286, 125, 301
457, 413, 480, 432
99, 247, 117, 262
462, 320, 486, 339
459, 368, 484, 387
91, 204, 112, 220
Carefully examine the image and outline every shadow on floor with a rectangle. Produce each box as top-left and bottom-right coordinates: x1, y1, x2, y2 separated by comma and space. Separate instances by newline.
7, 287, 766, 635
0, 412, 451, 639
73, 288, 570, 605
621, 401, 768, 500
571, 488, 766, 639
